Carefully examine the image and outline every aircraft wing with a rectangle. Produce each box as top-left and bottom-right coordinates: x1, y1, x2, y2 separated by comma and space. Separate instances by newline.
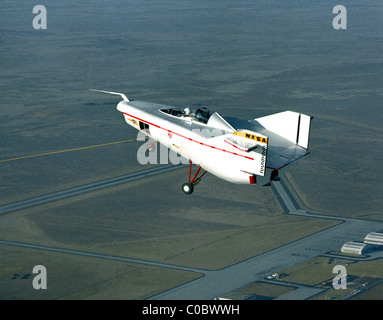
265, 143, 309, 170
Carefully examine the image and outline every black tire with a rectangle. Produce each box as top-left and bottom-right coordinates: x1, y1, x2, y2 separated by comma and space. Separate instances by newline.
270, 169, 279, 181
182, 182, 194, 195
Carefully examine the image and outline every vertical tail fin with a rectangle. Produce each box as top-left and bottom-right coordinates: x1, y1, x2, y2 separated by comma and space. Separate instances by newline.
252, 111, 313, 150
296, 113, 312, 149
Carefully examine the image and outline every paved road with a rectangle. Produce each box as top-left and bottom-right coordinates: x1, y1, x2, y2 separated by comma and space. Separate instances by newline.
0, 239, 207, 274
0, 164, 183, 216
149, 178, 383, 300
149, 215, 383, 299
1, 166, 382, 300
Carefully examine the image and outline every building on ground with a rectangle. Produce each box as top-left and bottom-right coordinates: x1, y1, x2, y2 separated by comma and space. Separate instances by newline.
341, 241, 367, 255
364, 232, 383, 246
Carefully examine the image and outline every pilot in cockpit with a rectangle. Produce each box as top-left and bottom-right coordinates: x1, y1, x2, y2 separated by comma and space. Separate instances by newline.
183, 106, 210, 124
194, 107, 210, 124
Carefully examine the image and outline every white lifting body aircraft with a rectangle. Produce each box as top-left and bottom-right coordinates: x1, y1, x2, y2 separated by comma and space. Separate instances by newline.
90, 89, 313, 194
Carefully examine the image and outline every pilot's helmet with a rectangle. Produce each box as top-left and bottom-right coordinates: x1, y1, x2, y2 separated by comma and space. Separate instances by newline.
184, 107, 191, 116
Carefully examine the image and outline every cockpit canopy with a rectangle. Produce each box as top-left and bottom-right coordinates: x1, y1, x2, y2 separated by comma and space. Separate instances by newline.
160, 106, 212, 124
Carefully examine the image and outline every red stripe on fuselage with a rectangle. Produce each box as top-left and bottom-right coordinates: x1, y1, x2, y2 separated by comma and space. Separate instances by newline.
122, 112, 254, 160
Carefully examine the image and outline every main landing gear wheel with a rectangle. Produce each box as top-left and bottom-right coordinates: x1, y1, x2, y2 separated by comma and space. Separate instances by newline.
181, 160, 207, 195
182, 182, 194, 195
